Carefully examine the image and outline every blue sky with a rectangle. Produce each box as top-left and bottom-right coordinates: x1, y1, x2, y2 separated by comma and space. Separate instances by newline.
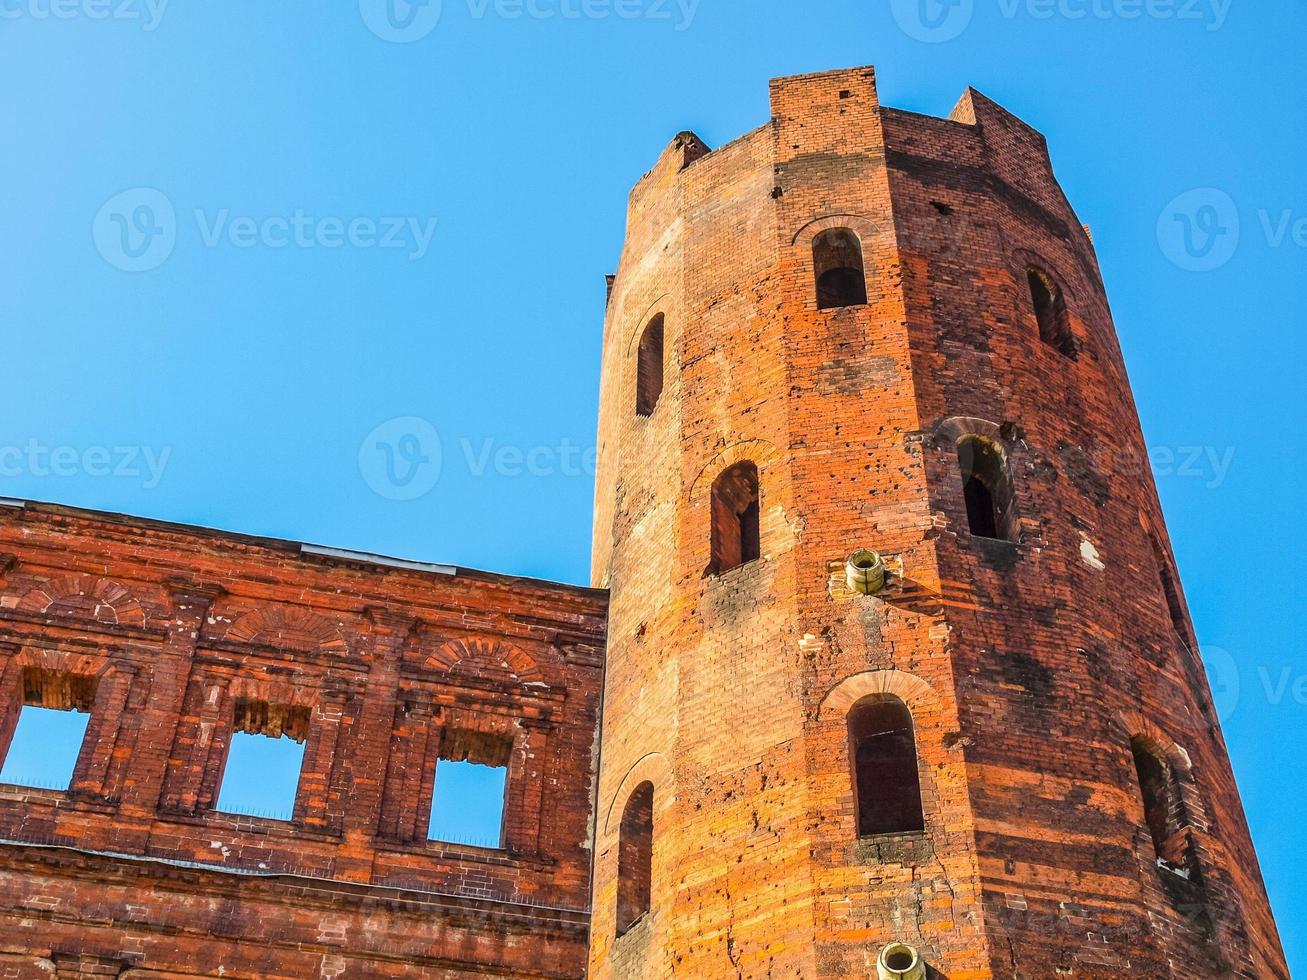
0, 0, 1302, 966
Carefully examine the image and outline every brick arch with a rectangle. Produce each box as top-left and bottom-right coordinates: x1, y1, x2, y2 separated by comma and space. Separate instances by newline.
623, 292, 673, 358
16, 574, 146, 628
425, 636, 543, 686
1010, 246, 1076, 297
789, 213, 882, 247
818, 669, 941, 722
1113, 709, 1209, 829
933, 416, 1009, 451
603, 751, 674, 836
222, 605, 349, 656
688, 439, 783, 506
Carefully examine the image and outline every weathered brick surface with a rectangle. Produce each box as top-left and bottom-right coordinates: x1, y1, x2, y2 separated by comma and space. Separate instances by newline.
0, 501, 606, 978
588, 66, 1286, 979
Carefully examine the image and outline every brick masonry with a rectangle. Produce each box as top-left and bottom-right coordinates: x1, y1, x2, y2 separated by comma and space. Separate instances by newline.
0, 501, 606, 978
0, 65, 1289, 980
588, 66, 1288, 979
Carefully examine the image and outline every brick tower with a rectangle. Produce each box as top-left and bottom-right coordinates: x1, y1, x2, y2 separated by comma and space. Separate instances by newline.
588, 66, 1287, 979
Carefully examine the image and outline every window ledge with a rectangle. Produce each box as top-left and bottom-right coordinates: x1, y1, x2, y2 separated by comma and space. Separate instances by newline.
379, 838, 553, 869
154, 808, 341, 842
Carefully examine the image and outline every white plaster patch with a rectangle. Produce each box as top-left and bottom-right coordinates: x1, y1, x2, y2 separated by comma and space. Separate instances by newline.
1079, 536, 1105, 572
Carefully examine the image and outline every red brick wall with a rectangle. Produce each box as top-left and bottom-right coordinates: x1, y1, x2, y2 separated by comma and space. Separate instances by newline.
588, 65, 1287, 979
0, 502, 606, 979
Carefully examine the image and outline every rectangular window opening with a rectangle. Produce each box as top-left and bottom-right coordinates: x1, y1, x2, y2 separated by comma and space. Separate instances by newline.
214, 700, 309, 822
0, 668, 97, 791
0, 704, 91, 791
428, 730, 511, 849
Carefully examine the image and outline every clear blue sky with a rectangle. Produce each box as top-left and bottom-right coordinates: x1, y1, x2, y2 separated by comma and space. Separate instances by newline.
0, 0, 1302, 966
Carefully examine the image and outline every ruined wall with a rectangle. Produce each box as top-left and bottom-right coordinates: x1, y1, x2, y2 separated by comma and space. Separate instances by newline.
0, 501, 606, 979
588, 65, 1287, 979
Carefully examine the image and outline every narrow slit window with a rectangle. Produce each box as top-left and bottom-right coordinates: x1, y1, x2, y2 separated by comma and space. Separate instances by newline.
0, 668, 95, 791
710, 461, 761, 574
215, 700, 309, 822
428, 730, 511, 849
635, 314, 666, 417
957, 436, 1016, 542
1028, 267, 1075, 358
616, 781, 654, 936
1150, 536, 1189, 641
813, 228, 868, 309
848, 696, 925, 837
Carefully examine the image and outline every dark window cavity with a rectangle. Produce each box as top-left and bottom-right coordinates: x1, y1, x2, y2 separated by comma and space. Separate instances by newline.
635, 314, 666, 417
616, 781, 654, 936
709, 462, 761, 574
957, 436, 1017, 542
848, 696, 925, 837
1028, 267, 1075, 358
814, 229, 868, 310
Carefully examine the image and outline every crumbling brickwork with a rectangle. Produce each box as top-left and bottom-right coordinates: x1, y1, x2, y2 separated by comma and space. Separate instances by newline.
589, 66, 1287, 979
0, 501, 606, 979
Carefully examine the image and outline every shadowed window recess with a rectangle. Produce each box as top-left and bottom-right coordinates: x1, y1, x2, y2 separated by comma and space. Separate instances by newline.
0, 668, 96, 791
428, 729, 510, 849
616, 781, 654, 936
813, 228, 868, 309
709, 462, 760, 574
215, 700, 309, 821
1028, 267, 1076, 358
635, 314, 665, 417
1150, 534, 1190, 642
848, 696, 925, 837
957, 436, 1017, 542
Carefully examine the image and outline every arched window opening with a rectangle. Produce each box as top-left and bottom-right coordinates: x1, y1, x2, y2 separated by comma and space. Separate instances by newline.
813, 229, 868, 310
1132, 739, 1174, 861
848, 696, 925, 837
1027, 267, 1075, 358
957, 436, 1016, 542
616, 781, 654, 936
709, 462, 760, 574
635, 314, 665, 417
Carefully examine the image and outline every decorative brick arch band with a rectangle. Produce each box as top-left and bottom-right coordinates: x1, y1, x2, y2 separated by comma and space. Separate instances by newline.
789, 213, 882, 247
623, 292, 672, 358
933, 416, 1009, 451
223, 606, 349, 656
688, 439, 783, 506
819, 669, 942, 722
15, 574, 146, 628
426, 636, 544, 686
603, 751, 674, 836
